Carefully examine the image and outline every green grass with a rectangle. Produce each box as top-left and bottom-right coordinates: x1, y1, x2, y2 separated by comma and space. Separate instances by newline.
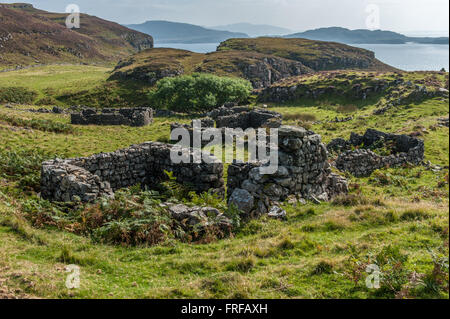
0, 67, 448, 299
0, 65, 160, 108
0, 65, 111, 101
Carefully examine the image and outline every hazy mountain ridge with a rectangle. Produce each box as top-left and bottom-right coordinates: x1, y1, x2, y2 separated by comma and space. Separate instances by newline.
209, 23, 292, 37
285, 27, 449, 44
126, 20, 249, 44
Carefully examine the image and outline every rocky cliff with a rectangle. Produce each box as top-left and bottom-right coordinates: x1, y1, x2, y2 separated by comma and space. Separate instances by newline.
218, 37, 396, 72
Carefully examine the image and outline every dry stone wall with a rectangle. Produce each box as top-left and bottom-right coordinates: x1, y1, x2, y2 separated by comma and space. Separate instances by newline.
208, 106, 282, 129
41, 142, 224, 202
171, 106, 283, 147
227, 126, 349, 215
71, 107, 153, 127
329, 129, 425, 177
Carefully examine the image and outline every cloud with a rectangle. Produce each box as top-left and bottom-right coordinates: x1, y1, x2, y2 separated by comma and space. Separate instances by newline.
3, 0, 448, 32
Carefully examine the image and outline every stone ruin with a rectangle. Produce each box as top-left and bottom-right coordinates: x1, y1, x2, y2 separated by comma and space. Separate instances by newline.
207, 106, 283, 129
41, 142, 224, 202
171, 106, 283, 147
71, 107, 153, 127
328, 129, 425, 177
41, 125, 349, 211
227, 126, 349, 216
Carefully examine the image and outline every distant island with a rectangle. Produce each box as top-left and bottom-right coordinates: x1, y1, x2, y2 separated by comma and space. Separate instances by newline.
126, 20, 248, 44
285, 27, 449, 44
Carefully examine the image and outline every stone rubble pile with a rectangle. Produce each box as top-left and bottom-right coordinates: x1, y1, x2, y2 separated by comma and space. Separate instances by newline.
437, 117, 449, 128
167, 204, 233, 231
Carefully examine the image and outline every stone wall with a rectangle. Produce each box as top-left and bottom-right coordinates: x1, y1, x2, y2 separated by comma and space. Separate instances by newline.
329, 129, 425, 177
208, 106, 282, 129
227, 126, 348, 215
71, 107, 153, 127
41, 142, 224, 202
171, 106, 283, 147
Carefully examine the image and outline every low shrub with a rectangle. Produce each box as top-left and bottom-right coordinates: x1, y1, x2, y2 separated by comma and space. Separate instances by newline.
332, 194, 369, 207
0, 148, 55, 192
345, 245, 410, 297
337, 104, 358, 113
149, 73, 252, 113
35, 96, 59, 106
311, 260, 334, 275
0, 87, 37, 104
283, 112, 317, 122
400, 209, 431, 221
0, 113, 74, 134
23, 187, 234, 246
225, 257, 255, 273
344, 244, 449, 298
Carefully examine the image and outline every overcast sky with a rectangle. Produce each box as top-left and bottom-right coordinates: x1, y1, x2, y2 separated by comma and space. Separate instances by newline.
6, 0, 450, 33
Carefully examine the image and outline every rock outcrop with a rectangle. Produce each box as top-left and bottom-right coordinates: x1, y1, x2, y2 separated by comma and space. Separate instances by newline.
438, 117, 449, 127
198, 52, 313, 89
168, 204, 232, 232
258, 75, 397, 103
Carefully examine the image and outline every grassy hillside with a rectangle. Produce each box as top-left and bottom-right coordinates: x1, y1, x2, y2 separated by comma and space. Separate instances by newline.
110, 48, 313, 88
0, 3, 153, 69
109, 38, 398, 90
218, 37, 397, 72
0, 67, 448, 299
0, 65, 154, 108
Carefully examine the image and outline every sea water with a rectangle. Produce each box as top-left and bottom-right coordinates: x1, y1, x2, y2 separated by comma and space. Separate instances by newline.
155, 42, 449, 72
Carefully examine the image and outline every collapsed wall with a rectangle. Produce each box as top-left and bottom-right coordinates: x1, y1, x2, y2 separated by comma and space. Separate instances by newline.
41, 142, 224, 202
71, 107, 153, 127
171, 106, 283, 147
207, 106, 283, 129
329, 129, 425, 177
227, 126, 348, 215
